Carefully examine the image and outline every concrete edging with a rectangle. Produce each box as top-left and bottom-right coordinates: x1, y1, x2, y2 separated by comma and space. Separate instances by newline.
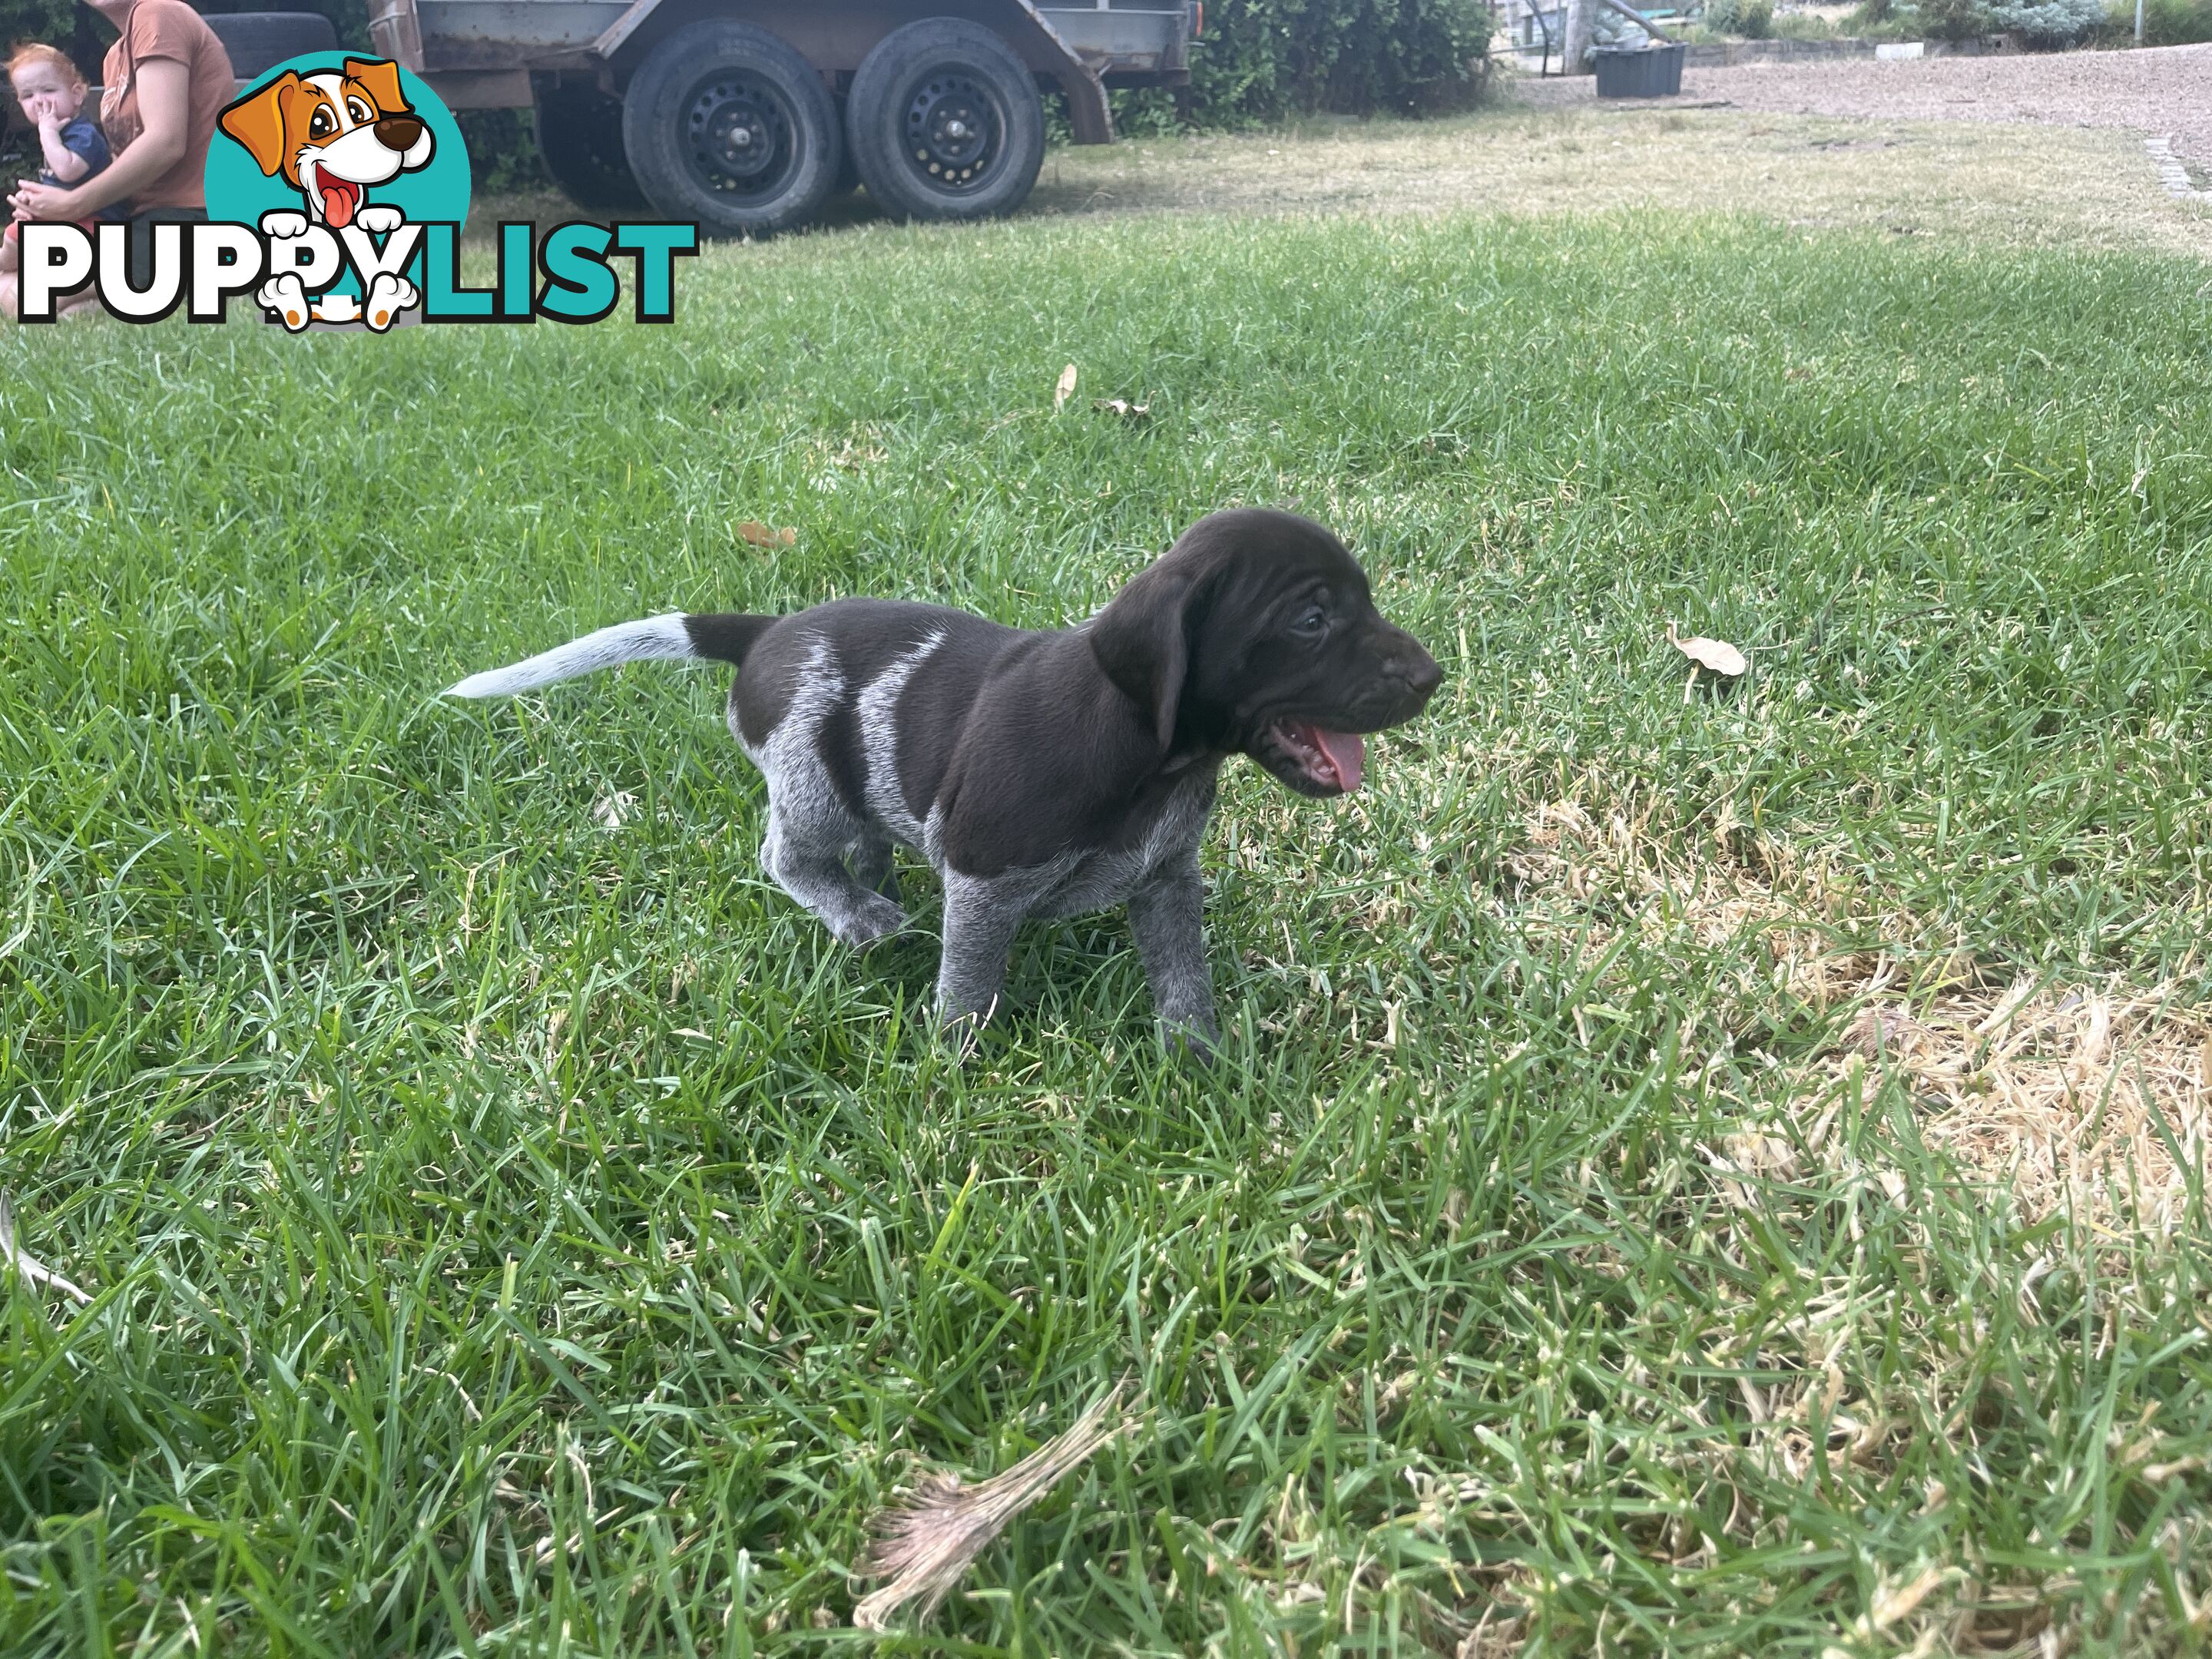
2144, 134, 2210, 200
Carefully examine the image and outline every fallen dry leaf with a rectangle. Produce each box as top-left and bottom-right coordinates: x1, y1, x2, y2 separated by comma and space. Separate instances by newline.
1667, 624, 1748, 677
854, 1384, 1128, 1630
737, 521, 797, 548
1053, 363, 1078, 412
1091, 397, 1151, 419
1843, 1004, 1916, 1058
592, 791, 634, 830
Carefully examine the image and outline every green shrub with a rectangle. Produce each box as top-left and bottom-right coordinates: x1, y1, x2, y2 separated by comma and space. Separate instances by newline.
1908, 0, 1994, 36
2101, 0, 2212, 40
2, 0, 113, 86
1987, 0, 2102, 40
1845, 0, 1924, 32
1769, 8, 1840, 36
1184, 0, 1494, 124
1703, 0, 1777, 35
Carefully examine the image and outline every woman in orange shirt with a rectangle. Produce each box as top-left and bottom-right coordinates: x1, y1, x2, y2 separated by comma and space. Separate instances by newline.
4, 0, 235, 317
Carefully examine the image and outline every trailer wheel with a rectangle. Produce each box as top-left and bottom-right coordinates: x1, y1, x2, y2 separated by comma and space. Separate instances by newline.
621, 22, 842, 237
846, 19, 1045, 223
534, 78, 647, 211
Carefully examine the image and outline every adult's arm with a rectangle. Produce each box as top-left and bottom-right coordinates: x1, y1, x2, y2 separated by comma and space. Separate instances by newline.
35, 107, 94, 182
9, 56, 190, 220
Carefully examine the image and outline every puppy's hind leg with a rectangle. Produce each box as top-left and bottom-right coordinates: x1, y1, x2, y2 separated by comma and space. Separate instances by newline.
760, 810, 906, 949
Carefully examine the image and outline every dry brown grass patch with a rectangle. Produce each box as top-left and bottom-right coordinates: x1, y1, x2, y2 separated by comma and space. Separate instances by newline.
1506, 791, 1875, 1008
1816, 981, 2212, 1233
1015, 107, 2212, 259
1502, 786, 2210, 1230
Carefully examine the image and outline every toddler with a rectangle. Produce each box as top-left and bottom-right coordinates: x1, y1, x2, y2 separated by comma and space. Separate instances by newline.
3, 43, 121, 285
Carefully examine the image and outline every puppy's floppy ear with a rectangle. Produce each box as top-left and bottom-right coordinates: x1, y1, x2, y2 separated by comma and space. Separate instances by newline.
218, 73, 298, 177
1090, 560, 1211, 750
344, 58, 410, 115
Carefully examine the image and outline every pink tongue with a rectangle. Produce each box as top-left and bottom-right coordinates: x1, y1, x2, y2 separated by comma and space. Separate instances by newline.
322, 183, 355, 227
1312, 728, 1365, 792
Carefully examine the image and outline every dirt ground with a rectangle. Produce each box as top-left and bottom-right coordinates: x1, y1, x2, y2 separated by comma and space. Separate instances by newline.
1516, 40, 2212, 167
1003, 101, 2212, 260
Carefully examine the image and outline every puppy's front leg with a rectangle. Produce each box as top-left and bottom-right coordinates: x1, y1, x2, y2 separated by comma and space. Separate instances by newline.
1127, 851, 1219, 1051
935, 872, 1034, 1027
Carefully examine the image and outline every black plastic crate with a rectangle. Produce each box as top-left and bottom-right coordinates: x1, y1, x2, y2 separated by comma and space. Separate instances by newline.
1593, 41, 1685, 97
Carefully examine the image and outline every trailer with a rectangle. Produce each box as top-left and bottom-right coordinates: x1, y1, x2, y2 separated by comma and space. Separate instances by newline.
204, 0, 1196, 237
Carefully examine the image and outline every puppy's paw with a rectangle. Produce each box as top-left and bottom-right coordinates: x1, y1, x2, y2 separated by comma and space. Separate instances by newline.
830, 892, 907, 949
354, 204, 404, 235
258, 210, 310, 239
257, 273, 311, 331
1159, 1011, 1221, 1068
362, 271, 418, 331
931, 998, 1001, 1061
311, 292, 362, 324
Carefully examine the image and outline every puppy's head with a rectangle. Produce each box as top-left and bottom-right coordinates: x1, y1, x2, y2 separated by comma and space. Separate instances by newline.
1090, 508, 1442, 796
218, 58, 434, 228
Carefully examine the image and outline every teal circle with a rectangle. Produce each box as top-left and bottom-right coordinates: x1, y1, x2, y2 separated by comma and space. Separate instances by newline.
204, 53, 470, 293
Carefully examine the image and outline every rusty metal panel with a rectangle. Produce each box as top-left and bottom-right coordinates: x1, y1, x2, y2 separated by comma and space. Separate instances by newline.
1035, 6, 1184, 71
369, 0, 427, 67
418, 1, 631, 49
422, 66, 535, 103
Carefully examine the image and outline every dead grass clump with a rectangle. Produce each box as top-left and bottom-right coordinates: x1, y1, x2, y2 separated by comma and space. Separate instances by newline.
1505, 792, 1872, 1006
1813, 982, 2212, 1232
1502, 785, 2209, 1231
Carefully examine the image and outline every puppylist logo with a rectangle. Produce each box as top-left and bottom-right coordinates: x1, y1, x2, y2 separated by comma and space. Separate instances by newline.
18, 53, 697, 326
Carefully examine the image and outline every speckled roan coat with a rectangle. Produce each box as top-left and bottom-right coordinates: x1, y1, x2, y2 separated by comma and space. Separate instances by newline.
445, 509, 1442, 1048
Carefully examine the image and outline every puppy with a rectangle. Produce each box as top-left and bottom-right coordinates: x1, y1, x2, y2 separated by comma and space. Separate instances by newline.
445, 509, 1442, 1047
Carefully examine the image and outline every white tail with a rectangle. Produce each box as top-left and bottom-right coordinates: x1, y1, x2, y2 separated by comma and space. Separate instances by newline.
445, 614, 697, 698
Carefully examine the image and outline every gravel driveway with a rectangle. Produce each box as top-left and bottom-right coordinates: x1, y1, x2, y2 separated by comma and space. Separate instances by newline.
1516, 41, 2212, 167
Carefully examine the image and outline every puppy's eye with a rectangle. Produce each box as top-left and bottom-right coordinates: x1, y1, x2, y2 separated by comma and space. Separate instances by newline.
1289, 606, 1328, 639
308, 107, 334, 137
346, 97, 373, 124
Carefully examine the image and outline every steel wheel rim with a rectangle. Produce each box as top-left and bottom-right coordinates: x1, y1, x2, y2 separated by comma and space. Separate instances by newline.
681, 71, 802, 202
900, 67, 1005, 193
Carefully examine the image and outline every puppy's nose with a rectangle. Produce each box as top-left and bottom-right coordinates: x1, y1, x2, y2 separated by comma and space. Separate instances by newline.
1404, 648, 1442, 700
376, 114, 424, 149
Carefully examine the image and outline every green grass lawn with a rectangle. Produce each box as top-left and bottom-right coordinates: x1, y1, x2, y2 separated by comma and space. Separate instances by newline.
3, 207, 2211, 1657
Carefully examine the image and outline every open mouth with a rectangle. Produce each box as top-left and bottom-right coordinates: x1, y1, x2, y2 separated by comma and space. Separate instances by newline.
1264, 719, 1366, 795
308, 163, 363, 229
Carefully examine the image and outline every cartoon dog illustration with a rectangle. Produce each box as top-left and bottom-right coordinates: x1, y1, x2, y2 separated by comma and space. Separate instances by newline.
217, 58, 433, 331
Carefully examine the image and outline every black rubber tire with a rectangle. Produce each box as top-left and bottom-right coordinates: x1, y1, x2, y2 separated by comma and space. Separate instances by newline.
846, 18, 1045, 223
534, 77, 648, 210
830, 101, 863, 194
621, 21, 841, 238
202, 12, 338, 79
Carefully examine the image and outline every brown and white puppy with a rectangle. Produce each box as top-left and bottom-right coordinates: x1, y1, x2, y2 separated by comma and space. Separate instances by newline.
217, 57, 433, 230
445, 509, 1442, 1048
